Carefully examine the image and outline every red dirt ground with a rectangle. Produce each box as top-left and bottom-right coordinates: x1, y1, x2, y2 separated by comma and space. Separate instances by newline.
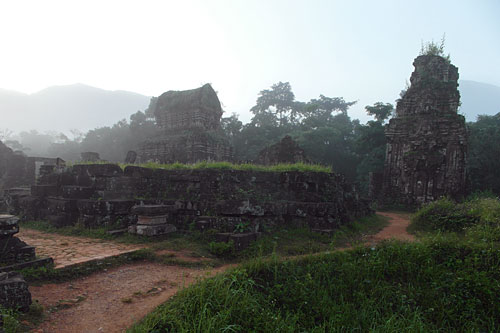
28, 211, 413, 333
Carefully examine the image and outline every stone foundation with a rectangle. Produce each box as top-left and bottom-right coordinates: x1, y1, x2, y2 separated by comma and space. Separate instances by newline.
12, 163, 371, 234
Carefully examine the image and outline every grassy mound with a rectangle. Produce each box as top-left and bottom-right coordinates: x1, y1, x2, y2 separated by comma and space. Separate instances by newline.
410, 196, 500, 233
130, 237, 500, 331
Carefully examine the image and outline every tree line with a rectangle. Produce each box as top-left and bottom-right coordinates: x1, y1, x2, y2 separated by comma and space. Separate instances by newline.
1, 82, 499, 196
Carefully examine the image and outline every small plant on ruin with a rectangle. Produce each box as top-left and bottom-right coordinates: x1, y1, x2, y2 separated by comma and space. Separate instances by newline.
234, 222, 250, 233
420, 34, 450, 62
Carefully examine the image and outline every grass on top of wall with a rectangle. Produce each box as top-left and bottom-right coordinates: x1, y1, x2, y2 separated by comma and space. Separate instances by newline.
71, 161, 333, 173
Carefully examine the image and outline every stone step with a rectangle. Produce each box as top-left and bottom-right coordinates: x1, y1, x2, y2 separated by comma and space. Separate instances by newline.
128, 223, 177, 236
137, 215, 169, 225
131, 204, 176, 216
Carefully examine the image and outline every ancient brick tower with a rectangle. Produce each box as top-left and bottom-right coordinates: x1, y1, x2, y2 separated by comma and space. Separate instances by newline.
139, 84, 232, 163
382, 55, 467, 204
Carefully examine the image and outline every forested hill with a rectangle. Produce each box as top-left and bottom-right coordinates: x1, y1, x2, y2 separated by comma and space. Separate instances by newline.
0, 84, 151, 133
460, 80, 500, 121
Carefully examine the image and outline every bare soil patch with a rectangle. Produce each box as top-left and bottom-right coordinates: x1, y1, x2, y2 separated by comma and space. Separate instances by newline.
28, 212, 412, 332
29, 262, 230, 333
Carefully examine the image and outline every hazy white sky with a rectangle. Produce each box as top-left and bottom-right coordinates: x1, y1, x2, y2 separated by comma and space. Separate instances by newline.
0, 0, 499, 124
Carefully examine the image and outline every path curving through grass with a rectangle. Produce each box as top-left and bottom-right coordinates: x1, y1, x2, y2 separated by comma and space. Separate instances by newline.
27, 212, 413, 332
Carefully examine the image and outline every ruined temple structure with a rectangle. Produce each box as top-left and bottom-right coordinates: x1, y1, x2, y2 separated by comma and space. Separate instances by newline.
0, 214, 52, 272
382, 55, 467, 204
0, 140, 65, 195
139, 84, 233, 163
255, 135, 310, 165
81, 151, 100, 162
0, 215, 53, 311
11, 163, 372, 243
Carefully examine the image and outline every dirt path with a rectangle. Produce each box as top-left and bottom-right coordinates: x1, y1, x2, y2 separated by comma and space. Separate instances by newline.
28, 212, 412, 333
30, 262, 232, 333
368, 211, 414, 244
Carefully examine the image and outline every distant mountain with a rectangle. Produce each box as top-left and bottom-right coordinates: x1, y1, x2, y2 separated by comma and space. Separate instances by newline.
0, 83, 151, 134
459, 80, 500, 121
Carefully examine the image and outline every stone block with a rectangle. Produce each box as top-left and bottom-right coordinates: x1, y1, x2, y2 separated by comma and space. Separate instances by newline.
134, 224, 177, 236
229, 232, 260, 251
215, 232, 232, 243
0, 272, 31, 311
123, 165, 154, 178
106, 200, 136, 215
48, 214, 75, 227
131, 204, 176, 216
0, 215, 19, 237
47, 197, 78, 214
196, 220, 211, 231
61, 186, 95, 199
72, 163, 123, 177
216, 200, 264, 216
137, 215, 168, 225
31, 185, 59, 197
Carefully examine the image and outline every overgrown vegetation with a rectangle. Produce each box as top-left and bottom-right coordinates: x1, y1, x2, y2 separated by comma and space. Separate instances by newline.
420, 35, 450, 62
125, 161, 332, 173
0, 301, 45, 333
130, 198, 500, 332
410, 195, 500, 233
71, 160, 333, 173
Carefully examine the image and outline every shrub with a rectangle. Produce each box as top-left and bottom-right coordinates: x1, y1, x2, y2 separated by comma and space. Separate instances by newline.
411, 198, 479, 232
209, 241, 235, 257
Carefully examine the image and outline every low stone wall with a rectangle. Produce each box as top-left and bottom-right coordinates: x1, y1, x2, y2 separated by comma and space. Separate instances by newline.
15, 164, 371, 232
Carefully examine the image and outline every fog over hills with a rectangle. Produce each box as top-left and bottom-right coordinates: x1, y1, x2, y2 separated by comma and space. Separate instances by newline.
0, 84, 151, 134
459, 80, 500, 121
1, 80, 499, 136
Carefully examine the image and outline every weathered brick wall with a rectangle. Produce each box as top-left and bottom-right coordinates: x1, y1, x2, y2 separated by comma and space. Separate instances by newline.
22, 164, 371, 231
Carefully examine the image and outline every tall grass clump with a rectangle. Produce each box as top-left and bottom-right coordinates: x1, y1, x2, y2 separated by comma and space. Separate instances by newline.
410, 195, 500, 233
410, 197, 478, 232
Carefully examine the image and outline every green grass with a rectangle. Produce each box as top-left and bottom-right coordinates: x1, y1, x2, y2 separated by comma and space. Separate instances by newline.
239, 214, 388, 259
130, 237, 500, 332
0, 301, 45, 333
72, 161, 333, 173
409, 196, 500, 234
129, 204, 500, 332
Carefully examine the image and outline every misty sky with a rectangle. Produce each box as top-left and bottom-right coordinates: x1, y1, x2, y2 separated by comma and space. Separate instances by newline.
1, 0, 499, 126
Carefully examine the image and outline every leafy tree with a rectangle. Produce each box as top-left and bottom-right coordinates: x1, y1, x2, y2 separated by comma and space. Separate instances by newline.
365, 102, 393, 123
302, 96, 356, 129
250, 82, 297, 127
467, 113, 500, 194
221, 113, 243, 139
349, 102, 393, 194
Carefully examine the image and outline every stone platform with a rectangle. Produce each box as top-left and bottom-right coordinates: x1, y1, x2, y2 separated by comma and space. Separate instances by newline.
17, 229, 145, 269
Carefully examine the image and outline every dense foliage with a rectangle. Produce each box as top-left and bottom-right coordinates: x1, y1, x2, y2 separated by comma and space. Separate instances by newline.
467, 113, 500, 195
